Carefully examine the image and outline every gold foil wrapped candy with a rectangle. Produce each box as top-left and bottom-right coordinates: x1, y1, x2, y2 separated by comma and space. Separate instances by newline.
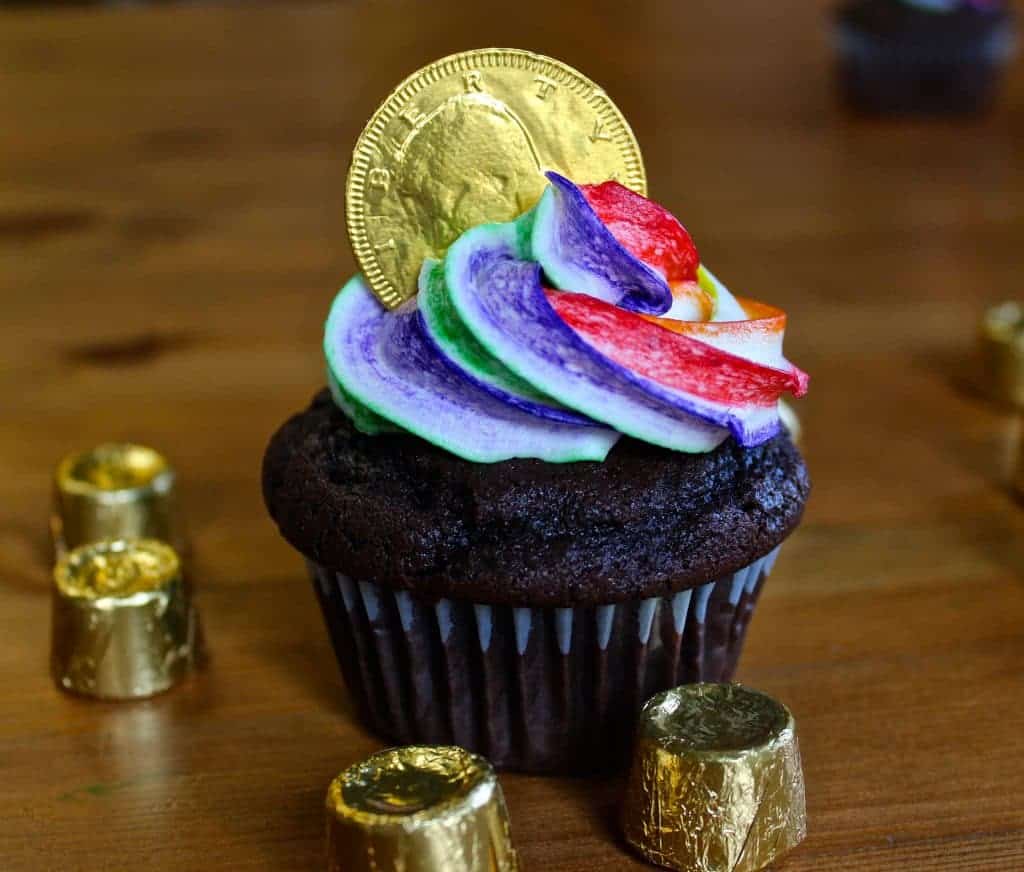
979, 302, 1024, 409
623, 683, 806, 872
53, 443, 184, 556
326, 745, 518, 872
51, 538, 199, 700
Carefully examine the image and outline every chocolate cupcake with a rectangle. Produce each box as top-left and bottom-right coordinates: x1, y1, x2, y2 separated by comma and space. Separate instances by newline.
265, 394, 806, 772
263, 162, 811, 772
834, 0, 1016, 114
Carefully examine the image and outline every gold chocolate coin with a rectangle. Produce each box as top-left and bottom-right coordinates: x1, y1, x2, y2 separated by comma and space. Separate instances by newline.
347, 48, 647, 308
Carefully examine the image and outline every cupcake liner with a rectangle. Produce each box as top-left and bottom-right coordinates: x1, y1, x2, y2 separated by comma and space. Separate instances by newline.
308, 547, 781, 773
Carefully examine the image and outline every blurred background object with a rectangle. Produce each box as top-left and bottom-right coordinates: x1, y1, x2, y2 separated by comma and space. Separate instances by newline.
1015, 422, 1024, 498
979, 301, 1024, 409
834, 0, 1016, 113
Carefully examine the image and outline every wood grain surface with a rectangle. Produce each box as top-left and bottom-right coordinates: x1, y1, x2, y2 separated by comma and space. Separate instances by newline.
2, 1, 1024, 869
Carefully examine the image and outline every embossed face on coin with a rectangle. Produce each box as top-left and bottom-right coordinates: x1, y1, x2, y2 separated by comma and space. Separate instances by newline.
347, 48, 647, 308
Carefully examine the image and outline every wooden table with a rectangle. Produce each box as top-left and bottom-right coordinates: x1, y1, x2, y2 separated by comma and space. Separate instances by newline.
3, 1, 1023, 869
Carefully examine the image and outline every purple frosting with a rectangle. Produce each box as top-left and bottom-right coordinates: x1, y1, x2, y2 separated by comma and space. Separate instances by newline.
445, 221, 731, 453
324, 277, 619, 463
531, 171, 673, 316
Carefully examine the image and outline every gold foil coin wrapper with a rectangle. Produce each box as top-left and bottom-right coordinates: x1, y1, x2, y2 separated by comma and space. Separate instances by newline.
51, 538, 200, 700
52, 443, 185, 557
347, 47, 647, 308
326, 745, 518, 872
623, 683, 807, 872
979, 301, 1024, 409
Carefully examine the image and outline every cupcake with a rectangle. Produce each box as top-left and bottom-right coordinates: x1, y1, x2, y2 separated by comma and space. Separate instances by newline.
834, 0, 1016, 114
263, 164, 810, 773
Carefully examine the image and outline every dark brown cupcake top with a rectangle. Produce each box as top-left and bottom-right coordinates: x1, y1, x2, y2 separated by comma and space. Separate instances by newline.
262, 391, 809, 607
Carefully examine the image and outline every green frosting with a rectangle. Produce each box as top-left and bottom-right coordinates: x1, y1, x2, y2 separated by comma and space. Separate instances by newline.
419, 258, 554, 405
327, 368, 396, 435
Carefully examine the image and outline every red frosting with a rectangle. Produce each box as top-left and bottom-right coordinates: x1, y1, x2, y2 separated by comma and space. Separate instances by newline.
547, 290, 808, 407
581, 181, 700, 283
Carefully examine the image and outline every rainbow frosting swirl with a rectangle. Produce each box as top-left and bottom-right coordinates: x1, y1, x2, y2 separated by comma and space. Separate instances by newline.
325, 173, 808, 463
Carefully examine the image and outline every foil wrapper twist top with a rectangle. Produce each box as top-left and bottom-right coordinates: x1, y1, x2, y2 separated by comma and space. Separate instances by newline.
53, 443, 185, 556
623, 684, 806, 872
326, 746, 518, 872
979, 302, 1024, 409
51, 539, 200, 700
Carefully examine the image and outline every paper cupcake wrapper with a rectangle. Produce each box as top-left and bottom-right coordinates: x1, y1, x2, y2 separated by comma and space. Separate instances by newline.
308, 547, 781, 774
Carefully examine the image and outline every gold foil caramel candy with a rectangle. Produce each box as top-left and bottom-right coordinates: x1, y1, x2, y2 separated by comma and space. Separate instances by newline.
979, 301, 1024, 409
51, 539, 199, 700
347, 48, 647, 308
623, 683, 807, 872
326, 745, 518, 872
53, 443, 184, 556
